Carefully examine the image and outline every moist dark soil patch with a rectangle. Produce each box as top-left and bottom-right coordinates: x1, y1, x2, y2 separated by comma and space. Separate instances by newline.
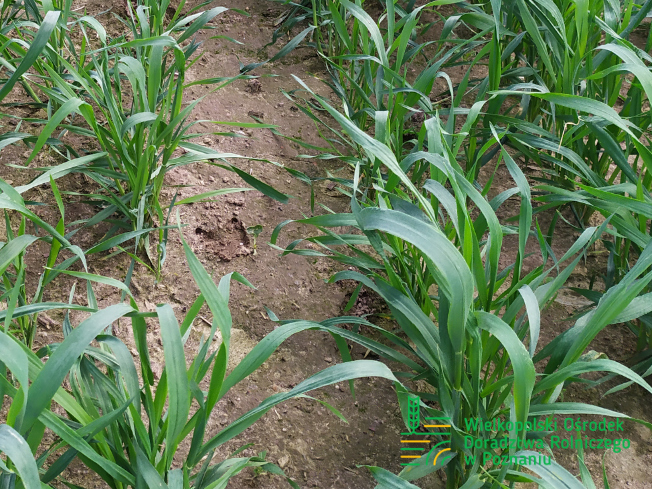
194, 216, 253, 261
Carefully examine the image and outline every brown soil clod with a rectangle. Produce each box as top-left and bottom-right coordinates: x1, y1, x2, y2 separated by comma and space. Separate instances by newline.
345, 289, 383, 317
247, 110, 264, 119
194, 217, 252, 261
245, 79, 262, 94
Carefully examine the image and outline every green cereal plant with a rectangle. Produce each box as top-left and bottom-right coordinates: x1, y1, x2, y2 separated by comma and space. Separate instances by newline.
11, 6, 286, 274
400, 0, 652, 215
0, 174, 99, 349
0, 168, 192, 349
270, 182, 652, 488
0, 9, 61, 108
0, 170, 157, 350
271, 88, 652, 488
479, 0, 652, 193
277, 81, 507, 310
463, 0, 652, 382
0, 11, 90, 349
1, 177, 75, 349
274, 2, 511, 194
440, 0, 652, 376
313, 0, 489, 136
0, 226, 403, 489
266, 0, 348, 56
0, 2, 111, 114
496, 79, 652, 234
484, 0, 652, 120
491, 78, 652, 372
0, 171, 156, 349
533, 157, 652, 381
0, 0, 40, 30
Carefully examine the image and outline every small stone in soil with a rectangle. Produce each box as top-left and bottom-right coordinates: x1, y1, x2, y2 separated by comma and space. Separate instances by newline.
278, 455, 290, 468
245, 79, 262, 94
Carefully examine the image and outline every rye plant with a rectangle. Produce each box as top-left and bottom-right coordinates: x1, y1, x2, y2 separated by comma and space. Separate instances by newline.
0, 9, 62, 110
0, 153, 215, 349
312, 0, 491, 137
0, 2, 112, 115
0, 221, 403, 489
479, 0, 652, 196
275, 0, 510, 196
445, 0, 652, 378
11, 5, 286, 274
266, 0, 342, 54
0, 0, 39, 25
0, 167, 112, 346
271, 84, 652, 487
0, 176, 72, 349
458, 0, 652, 396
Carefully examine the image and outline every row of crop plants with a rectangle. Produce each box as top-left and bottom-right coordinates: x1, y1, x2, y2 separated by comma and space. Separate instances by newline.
0, 0, 651, 488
